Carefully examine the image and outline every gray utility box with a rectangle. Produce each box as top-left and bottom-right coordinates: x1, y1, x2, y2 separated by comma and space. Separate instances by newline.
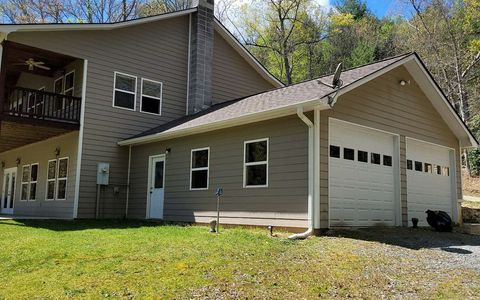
97, 163, 110, 186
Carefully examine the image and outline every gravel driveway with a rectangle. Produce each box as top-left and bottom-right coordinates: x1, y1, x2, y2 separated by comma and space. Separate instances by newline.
327, 227, 480, 270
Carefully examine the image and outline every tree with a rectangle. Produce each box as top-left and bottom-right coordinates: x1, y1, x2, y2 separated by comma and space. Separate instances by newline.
334, 0, 369, 20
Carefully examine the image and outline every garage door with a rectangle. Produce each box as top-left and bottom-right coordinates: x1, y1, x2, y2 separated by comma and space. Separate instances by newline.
329, 119, 398, 227
406, 139, 455, 226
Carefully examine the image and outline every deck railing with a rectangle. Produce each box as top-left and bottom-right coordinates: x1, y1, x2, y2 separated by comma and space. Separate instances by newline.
3, 87, 81, 124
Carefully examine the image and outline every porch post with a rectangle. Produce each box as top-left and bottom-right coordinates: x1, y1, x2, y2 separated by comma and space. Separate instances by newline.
0, 39, 8, 127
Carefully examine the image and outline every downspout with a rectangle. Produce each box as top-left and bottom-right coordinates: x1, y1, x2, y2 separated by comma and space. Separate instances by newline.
289, 107, 315, 239
125, 145, 132, 218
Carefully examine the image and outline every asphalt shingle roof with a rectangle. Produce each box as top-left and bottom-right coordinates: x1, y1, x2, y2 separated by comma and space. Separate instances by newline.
125, 53, 412, 142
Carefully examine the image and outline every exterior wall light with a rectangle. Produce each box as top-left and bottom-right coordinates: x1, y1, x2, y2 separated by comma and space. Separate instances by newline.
165, 148, 171, 154
16, 158, 21, 166
55, 147, 61, 158
1, 161, 5, 169
399, 80, 410, 86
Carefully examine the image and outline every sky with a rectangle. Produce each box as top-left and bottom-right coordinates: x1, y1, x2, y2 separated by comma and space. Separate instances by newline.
317, 0, 400, 18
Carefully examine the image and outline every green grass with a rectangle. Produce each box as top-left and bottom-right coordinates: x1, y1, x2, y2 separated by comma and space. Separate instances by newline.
0, 220, 478, 299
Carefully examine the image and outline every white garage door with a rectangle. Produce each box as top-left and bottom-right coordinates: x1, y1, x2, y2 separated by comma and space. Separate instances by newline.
406, 139, 455, 226
329, 119, 398, 227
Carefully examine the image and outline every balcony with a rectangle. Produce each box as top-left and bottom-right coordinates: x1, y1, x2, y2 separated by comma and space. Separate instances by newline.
0, 41, 83, 153
3, 87, 81, 126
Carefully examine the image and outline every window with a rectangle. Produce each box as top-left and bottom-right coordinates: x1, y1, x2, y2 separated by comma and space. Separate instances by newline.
330, 145, 340, 158
371, 153, 381, 165
415, 161, 423, 172
442, 166, 450, 176
21, 164, 38, 201
46, 158, 69, 200
436, 165, 442, 175
141, 79, 162, 115
113, 72, 137, 110
424, 163, 432, 173
190, 148, 209, 190
54, 77, 64, 110
244, 139, 268, 187
21, 165, 30, 201
358, 150, 368, 163
344, 148, 354, 160
383, 155, 392, 167
64, 71, 75, 108
29, 164, 38, 200
407, 160, 413, 170
47, 160, 57, 201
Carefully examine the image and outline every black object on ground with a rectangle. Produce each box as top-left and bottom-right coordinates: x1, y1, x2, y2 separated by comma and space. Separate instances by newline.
426, 210, 453, 232
412, 218, 419, 228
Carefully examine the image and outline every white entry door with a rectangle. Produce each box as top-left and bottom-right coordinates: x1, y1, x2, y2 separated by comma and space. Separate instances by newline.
329, 119, 398, 227
406, 139, 455, 226
148, 155, 165, 219
1, 168, 17, 215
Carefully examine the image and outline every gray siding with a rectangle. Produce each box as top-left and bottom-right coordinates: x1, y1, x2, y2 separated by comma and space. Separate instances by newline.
319, 66, 462, 228
0, 132, 78, 218
129, 115, 309, 228
211, 31, 275, 104
9, 16, 191, 218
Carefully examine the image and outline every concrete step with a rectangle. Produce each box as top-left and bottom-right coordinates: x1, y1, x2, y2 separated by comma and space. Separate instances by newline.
460, 223, 480, 235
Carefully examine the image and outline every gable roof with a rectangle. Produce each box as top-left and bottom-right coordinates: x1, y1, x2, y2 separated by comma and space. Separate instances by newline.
0, 8, 283, 88
119, 52, 478, 148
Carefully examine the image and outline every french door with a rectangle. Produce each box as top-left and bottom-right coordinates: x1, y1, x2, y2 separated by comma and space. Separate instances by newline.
1, 168, 17, 215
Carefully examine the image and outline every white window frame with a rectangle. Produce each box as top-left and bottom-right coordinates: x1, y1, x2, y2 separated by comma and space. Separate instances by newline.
64, 70, 75, 97
56, 157, 69, 201
29, 163, 39, 201
46, 159, 57, 201
140, 78, 163, 116
112, 71, 137, 111
190, 147, 210, 191
243, 138, 269, 188
20, 165, 30, 202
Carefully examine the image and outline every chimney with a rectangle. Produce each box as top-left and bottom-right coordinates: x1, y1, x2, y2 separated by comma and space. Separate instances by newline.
187, 0, 215, 115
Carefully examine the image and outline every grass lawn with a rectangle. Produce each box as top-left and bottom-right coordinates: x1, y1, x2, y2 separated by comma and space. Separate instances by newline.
0, 220, 479, 299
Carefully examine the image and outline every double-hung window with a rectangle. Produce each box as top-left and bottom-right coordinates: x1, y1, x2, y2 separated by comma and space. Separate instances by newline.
190, 148, 209, 190
244, 138, 268, 188
64, 71, 75, 97
141, 79, 162, 115
113, 72, 137, 110
21, 164, 38, 201
46, 158, 69, 200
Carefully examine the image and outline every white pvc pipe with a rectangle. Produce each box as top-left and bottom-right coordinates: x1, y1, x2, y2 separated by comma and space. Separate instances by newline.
289, 107, 315, 240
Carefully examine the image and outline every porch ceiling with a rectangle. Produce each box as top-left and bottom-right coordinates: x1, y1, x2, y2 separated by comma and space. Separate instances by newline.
0, 121, 76, 153
3, 41, 77, 88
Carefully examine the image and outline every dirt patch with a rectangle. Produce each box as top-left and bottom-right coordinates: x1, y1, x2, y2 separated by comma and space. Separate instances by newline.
463, 174, 480, 197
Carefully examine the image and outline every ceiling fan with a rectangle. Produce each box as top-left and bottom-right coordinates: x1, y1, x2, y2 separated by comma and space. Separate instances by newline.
13, 58, 51, 71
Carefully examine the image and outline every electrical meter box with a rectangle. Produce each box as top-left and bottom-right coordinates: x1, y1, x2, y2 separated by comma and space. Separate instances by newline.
97, 163, 110, 185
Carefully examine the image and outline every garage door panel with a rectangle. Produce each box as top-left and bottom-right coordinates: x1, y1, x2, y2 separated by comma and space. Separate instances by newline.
406, 139, 454, 226
329, 120, 397, 227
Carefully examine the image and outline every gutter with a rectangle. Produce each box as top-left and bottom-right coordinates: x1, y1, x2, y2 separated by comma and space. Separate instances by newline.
125, 145, 132, 218
289, 107, 315, 239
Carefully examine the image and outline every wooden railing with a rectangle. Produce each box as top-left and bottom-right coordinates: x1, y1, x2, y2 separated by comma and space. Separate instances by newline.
3, 87, 81, 124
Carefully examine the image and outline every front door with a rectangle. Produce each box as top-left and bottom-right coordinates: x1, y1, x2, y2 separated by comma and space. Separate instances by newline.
148, 156, 165, 219
1, 168, 17, 215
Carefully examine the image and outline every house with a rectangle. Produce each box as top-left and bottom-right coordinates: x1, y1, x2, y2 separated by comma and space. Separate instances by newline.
0, 1, 477, 233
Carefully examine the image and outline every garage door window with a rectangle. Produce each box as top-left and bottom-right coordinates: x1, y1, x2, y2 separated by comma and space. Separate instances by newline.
442, 167, 449, 176
330, 145, 340, 158
344, 148, 354, 160
436, 165, 442, 175
358, 150, 368, 163
424, 163, 432, 173
244, 138, 268, 188
407, 160, 413, 170
383, 155, 392, 167
415, 161, 423, 172
371, 153, 381, 165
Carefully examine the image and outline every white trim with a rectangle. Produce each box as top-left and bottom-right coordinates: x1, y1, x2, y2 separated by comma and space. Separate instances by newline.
313, 109, 321, 229
112, 71, 137, 111
243, 138, 269, 188
330, 118, 401, 138
405, 136, 455, 151
140, 78, 163, 116
0, 9, 197, 33
73, 60, 88, 218
213, 20, 283, 88
186, 13, 192, 115
56, 157, 69, 201
46, 159, 57, 201
119, 101, 330, 146
64, 70, 75, 96
189, 147, 210, 191
146, 154, 166, 219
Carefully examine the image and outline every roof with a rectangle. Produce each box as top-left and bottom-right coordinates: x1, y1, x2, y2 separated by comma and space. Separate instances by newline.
0, 8, 283, 88
119, 53, 420, 145
119, 52, 478, 148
